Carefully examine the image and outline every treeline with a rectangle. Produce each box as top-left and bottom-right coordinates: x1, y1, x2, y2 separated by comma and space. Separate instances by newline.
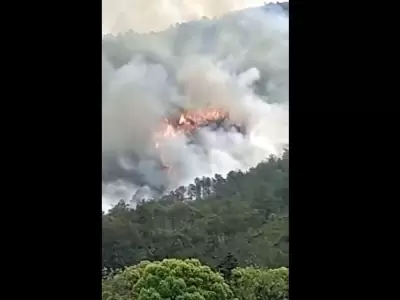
102, 258, 288, 300
102, 149, 289, 273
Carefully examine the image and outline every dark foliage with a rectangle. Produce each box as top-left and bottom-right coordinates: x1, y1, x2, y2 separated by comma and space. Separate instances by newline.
102, 149, 289, 273
217, 252, 239, 280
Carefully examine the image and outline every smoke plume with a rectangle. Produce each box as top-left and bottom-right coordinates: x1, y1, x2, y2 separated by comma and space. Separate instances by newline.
102, 2, 289, 211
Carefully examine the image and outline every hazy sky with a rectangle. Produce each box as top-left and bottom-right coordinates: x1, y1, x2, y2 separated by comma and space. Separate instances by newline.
102, 0, 287, 34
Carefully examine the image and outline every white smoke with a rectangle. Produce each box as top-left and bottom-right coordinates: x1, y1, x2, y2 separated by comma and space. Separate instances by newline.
102, 0, 286, 34
102, 2, 289, 211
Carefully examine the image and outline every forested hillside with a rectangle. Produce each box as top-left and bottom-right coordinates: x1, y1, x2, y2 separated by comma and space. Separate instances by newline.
102, 2, 289, 70
102, 149, 288, 272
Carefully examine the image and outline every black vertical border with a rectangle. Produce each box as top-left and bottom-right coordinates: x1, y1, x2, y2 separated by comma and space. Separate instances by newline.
290, 1, 338, 299
7, 1, 103, 298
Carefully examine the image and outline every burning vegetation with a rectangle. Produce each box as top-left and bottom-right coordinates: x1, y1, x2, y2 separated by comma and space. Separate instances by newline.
152, 107, 245, 175
154, 108, 229, 141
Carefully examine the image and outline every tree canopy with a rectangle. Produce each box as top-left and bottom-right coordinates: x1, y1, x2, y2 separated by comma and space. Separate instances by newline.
102, 259, 289, 300
103, 149, 288, 273
230, 267, 289, 300
103, 259, 233, 300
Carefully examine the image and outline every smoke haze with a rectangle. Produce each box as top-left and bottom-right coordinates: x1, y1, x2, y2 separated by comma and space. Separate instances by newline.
102, 2, 289, 211
102, 0, 284, 34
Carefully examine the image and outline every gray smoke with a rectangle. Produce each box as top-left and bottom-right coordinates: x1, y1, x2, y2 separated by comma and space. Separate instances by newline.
102, 3, 289, 211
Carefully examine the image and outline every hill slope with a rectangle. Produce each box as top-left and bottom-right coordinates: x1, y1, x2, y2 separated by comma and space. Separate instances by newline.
102, 149, 288, 271
102, 2, 289, 272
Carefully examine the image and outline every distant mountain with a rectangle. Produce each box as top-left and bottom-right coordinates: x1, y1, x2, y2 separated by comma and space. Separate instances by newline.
102, 2, 289, 69
277, 2, 289, 12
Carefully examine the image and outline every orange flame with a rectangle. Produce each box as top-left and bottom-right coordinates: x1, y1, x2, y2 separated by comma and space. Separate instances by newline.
153, 107, 229, 175
154, 108, 228, 141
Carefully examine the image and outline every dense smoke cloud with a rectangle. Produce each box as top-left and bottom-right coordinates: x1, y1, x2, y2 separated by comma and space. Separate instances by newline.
102, 3, 289, 210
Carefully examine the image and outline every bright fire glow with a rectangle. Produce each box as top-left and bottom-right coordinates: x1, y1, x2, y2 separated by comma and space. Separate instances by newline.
153, 107, 229, 174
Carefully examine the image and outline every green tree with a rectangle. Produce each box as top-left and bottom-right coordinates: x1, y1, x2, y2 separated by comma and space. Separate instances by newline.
102, 260, 152, 300
217, 253, 239, 280
103, 259, 234, 300
230, 266, 289, 300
